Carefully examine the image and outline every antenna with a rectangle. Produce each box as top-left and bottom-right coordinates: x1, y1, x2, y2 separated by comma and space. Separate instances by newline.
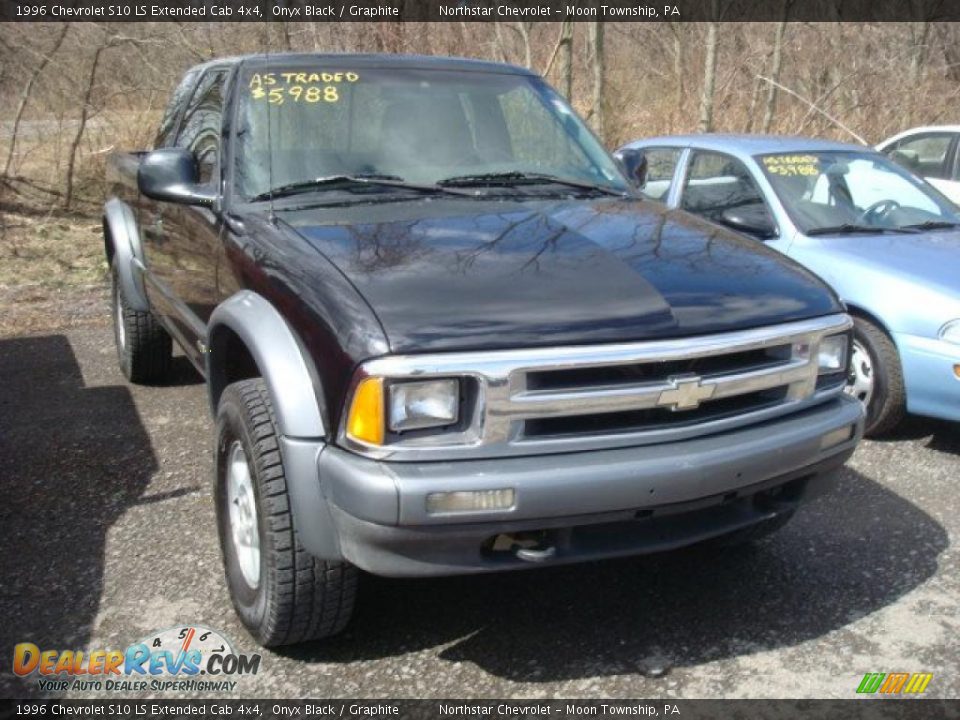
265, 32, 276, 224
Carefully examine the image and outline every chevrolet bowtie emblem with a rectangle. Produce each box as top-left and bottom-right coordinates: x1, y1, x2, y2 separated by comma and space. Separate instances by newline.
656, 374, 716, 411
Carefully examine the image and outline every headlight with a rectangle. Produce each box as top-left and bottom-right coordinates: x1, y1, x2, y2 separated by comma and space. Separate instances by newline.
817, 333, 849, 374
940, 319, 960, 345
344, 377, 460, 446
388, 379, 459, 432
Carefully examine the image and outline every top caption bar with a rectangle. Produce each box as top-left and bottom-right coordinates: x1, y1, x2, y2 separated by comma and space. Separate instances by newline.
5, 0, 960, 22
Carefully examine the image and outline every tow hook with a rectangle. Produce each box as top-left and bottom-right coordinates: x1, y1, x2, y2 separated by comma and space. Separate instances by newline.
516, 544, 557, 562
491, 530, 560, 562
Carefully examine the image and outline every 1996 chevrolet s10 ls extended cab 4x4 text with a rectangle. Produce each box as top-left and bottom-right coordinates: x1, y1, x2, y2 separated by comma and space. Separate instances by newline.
104, 53, 864, 646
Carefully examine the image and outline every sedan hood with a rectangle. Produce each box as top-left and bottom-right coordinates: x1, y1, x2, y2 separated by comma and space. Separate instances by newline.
283, 197, 840, 353
803, 230, 960, 294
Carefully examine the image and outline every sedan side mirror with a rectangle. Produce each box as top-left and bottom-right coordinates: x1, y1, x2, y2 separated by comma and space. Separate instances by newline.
138, 148, 216, 207
720, 205, 777, 239
613, 148, 648, 188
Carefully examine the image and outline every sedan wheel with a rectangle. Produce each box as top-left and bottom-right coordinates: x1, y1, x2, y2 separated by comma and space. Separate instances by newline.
845, 316, 905, 436
845, 339, 875, 408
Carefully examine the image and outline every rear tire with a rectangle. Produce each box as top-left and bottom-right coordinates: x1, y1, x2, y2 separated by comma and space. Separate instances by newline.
215, 378, 358, 647
111, 259, 171, 383
846, 316, 905, 436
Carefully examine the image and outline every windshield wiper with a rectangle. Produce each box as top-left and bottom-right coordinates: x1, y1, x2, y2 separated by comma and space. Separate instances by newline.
437, 171, 627, 197
248, 174, 459, 202
897, 220, 960, 231
806, 224, 917, 236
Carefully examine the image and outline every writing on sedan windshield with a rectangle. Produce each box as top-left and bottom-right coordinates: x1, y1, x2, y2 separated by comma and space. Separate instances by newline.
249, 70, 360, 105
762, 154, 820, 177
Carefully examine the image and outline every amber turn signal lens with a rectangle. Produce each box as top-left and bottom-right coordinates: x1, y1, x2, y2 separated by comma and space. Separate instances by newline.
346, 377, 385, 446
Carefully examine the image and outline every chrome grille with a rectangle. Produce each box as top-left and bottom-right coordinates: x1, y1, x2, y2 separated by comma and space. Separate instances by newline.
523, 388, 789, 438
342, 314, 852, 461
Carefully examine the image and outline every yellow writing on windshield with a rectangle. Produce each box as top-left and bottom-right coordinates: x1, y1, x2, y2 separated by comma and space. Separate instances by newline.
762, 154, 819, 177
248, 71, 359, 104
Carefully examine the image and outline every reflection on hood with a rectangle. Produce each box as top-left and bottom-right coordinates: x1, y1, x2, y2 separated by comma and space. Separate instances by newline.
283, 196, 839, 352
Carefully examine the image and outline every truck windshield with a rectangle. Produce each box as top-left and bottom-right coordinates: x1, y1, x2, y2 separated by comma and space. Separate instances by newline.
234, 65, 629, 200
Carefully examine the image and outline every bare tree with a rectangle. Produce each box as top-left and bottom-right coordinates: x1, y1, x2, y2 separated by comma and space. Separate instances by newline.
698, 16, 720, 132
669, 23, 685, 126
588, 22, 605, 138
278, 20, 293, 51
515, 22, 533, 68
762, 3, 791, 133
494, 22, 534, 68
758, 74, 868, 144
493, 22, 509, 62
64, 33, 108, 209
3, 24, 69, 181
63, 31, 153, 208
907, 18, 930, 124
544, 19, 575, 101
935, 23, 960, 83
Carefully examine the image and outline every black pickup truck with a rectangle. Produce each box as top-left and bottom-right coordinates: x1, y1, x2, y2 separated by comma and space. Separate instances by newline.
104, 53, 864, 647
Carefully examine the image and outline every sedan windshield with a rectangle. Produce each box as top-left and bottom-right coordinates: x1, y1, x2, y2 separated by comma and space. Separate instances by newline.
756, 151, 960, 234
234, 65, 629, 201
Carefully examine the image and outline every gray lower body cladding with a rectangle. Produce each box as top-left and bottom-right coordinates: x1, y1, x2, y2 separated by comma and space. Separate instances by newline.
307, 395, 863, 577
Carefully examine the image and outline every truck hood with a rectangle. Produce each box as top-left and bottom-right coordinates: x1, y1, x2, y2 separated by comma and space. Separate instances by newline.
281, 197, 841, 353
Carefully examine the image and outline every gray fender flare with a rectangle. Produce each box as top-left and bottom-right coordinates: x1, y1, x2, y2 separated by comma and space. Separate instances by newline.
103, 198, 149, 311
207, 290, 342, 561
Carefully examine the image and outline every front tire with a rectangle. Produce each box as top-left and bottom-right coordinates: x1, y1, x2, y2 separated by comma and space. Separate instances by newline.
845, 316, 905, 436
215, 379, 358, 647
111, 259, 171, 383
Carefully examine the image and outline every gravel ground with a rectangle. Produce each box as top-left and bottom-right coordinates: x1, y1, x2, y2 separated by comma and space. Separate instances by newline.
1, 310, 957, 700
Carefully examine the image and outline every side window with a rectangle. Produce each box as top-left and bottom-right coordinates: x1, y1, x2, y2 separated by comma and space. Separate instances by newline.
638, 148, 681, 202
888, 133, 954, 179
153, 70, 199, 149
176, 70, 227, 185
680, 151, 766, 222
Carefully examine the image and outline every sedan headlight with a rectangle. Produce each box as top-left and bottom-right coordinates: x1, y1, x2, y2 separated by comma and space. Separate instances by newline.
940, 319, 960, 345
817, 333, 849, 374
345, 377, 460, 446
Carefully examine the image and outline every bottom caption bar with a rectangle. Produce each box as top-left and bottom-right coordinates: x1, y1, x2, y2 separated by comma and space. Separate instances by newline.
1, 700, 954, 719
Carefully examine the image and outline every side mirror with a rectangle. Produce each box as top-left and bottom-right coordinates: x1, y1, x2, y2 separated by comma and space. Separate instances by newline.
138, 148, 216, 206
720, 205, 777, 239
613, 148, 648, 188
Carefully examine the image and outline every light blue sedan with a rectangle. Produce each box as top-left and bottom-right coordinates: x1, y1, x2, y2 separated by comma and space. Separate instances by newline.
615, 135, 960, 435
